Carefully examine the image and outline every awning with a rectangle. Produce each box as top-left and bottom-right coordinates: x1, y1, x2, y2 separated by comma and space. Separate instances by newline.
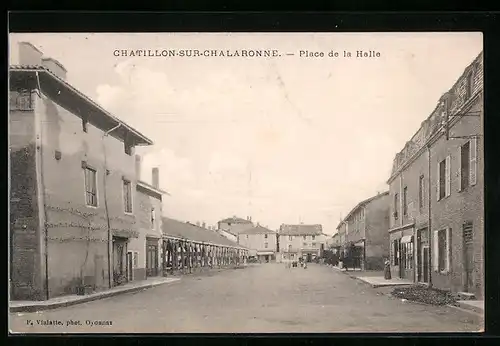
401, 235, 414, 243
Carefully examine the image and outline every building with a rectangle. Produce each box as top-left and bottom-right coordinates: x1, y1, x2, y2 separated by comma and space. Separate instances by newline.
336, 192, 390, 270
237, 225, 277, 262
162, 217, 249, 274
217, 228, 238, 243
277, 224, 326, 263
9, 42, 153, 300
217, 216, 254, 236
127, 156, 168, 282
387, 52, 483, 298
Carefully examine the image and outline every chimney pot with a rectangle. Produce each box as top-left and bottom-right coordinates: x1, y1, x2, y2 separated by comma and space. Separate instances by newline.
152, 167, 159, 188
135, 155, 142, 180
41, 57, 67, 80
18, 42, 43, 66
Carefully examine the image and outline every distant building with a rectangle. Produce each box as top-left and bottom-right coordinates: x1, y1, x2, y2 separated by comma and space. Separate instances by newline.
238, 225, 277, 262
217, 228, 238, 243
217, 216, 254, 236
336, 192, 390, 270
387, 52, 483, 298
277, 224, 326, 263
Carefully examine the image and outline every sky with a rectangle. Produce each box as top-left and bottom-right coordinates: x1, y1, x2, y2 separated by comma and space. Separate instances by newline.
9, 32, 483, 235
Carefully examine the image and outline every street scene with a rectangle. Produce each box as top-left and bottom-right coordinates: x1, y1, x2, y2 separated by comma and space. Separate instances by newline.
9, 33, 483, 333
10, 263, 482, 333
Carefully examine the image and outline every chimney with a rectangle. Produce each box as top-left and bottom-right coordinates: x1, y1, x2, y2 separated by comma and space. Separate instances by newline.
18, 42, 43, 66
196, 221, 200, 227
152, 167, 159, 188
135, 155, 142, 181
202, 222, 206, 229
41, 57, 67, 80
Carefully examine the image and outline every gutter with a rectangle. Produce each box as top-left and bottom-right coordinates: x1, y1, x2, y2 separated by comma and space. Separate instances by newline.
34, 72, 50, 300
102, 123, 122, 288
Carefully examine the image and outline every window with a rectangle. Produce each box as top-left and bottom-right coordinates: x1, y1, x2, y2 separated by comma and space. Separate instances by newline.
403, 186, 408, 216
312, 235, 315, 240
264, 243, 268, 248
437, 156, 451, 200
246, 235, 249, 239
289, 236, 293, 241
10, 90, 33, 111
84, 167, 98, 207
393, 193, 399, 219
392, 239, 400, 265
288, 244, 292, 251
303, 235, 307, 240
151, 208, 156, 229
312, 242, 317, 247
264, 234, 268, 239
303, 242, 307, 247
419, 175, 425, 210
459, 139, 477, 190
402, 242, 413, 270
123, 179, 132, 213
433, 229, 451, 273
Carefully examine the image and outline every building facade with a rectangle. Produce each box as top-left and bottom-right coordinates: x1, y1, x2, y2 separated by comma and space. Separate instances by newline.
387, 52, 483, 298
337, 192, 390, 270
277, 224, 326, 263
127, 157, 168, 282
9, 42, 153, 300
237, 225, 277, 262
217, 216, 254, 236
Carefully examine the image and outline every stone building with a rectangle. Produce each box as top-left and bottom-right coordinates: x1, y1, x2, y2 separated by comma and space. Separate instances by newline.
127, 157, 168, 282
217, 216, 254, 236
336, 192, 390, 270
277, 224, 326, 263
9, 42, 153, 300
387, 51, 483, 298
237, 225, 277, 262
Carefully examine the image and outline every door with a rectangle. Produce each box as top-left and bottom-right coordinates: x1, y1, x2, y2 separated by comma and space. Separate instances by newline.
417, 232, 422, 282
146, 240, 158, 277
127, 252, 133, 281
463, 223, 474, 292
422, 247, 429, 283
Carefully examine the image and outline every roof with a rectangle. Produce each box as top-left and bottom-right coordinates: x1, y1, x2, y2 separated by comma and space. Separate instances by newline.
278, 224, 323, 236
162, 217, 245, 249
136, 180, 170, 198
387, 51, 483, 184
239, 225, 276, 235
218, 229, 237, 237
336, 191, 389, 230
218, 216, 252, 224
9, 65, 153, 146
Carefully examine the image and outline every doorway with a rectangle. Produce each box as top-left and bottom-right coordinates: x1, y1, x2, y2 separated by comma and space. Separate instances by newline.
463, 222, 474, 292
417, 228, 429, 283
127, 251, 133, 281
146, 238, 159, 278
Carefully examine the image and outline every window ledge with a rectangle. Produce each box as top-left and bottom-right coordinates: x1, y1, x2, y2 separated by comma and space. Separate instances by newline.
86, 204, 98, 209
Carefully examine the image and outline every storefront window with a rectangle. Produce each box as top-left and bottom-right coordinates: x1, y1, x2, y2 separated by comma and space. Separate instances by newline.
403, 242, 413, 269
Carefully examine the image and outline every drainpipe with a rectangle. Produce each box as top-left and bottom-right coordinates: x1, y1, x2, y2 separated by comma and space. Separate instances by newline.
102, 123, 122, 288
427, 144, 433, 287
35, 72, 50, 300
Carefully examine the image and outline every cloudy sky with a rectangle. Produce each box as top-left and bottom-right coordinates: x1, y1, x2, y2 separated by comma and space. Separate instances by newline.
9, 33, 482, 234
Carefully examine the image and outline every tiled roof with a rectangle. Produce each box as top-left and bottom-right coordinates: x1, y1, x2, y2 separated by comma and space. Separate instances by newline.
9, 65, 153, 145
218, 216, 252, 224
239, 225, 276, 235
162, 217, 244, 248
336, 191, 389, 230
278, 224, 323, 236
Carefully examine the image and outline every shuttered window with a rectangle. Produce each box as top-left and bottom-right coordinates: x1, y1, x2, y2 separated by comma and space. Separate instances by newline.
84, 167, 98, 207
433, 228, 451, 273
470, 137, 477, 186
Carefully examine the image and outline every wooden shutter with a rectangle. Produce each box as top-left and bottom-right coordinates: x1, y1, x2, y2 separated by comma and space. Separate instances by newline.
436, 162, 441, 201
433, 230, 439, 271
445, 155, 451, 197
458, 145, 462, 192
445, 228, 451, 272
470, 137, 477, 186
